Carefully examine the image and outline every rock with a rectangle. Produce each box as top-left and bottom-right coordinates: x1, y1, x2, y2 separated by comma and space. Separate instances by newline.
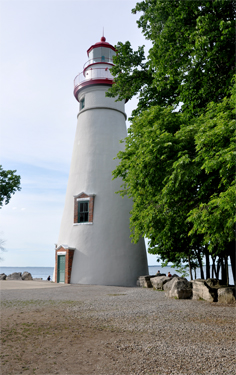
137, 275, 156, 288
218, 287, 236, 304
191, 279, 217, 302
151, 274, 179, 290
205, 278, 224, 288
155, 272, 166, 276
0, 273, 7, 280
164, 277, 192, 299
150, 276, 171, 290
6, 272, 22, 280
22, 272, 33, 280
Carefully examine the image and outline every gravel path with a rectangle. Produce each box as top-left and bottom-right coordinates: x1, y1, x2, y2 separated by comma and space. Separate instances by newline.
1, 282, 235, 375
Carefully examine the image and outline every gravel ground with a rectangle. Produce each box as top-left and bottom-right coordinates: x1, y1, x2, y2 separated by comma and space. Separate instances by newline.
1, 282, 235, 375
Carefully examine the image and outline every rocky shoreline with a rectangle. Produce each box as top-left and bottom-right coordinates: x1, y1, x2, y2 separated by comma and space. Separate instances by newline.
0, 271, 49, 282
138, 274, 236, 304
0, 271, 34, 280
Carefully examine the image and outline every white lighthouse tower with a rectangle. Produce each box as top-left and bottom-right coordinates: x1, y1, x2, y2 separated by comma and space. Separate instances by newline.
55, 36, 148, 286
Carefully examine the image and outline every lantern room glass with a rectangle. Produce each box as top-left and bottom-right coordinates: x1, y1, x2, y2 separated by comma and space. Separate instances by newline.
88, 47, 115, 64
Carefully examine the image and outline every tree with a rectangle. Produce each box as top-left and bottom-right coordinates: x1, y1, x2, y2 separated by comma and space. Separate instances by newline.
0, 165, 21, 209
112, 101, 206, 277
187, 85, 236, 283
107, 0, 235, 116
107, 0, 236, 283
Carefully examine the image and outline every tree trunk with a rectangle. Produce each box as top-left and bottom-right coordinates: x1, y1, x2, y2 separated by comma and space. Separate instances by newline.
188, 255, 193, 280
221, 257, 227, 285
197, 250, 205, 279
205, 250, 210, 279
194, 268, 197, 279
229, 246, 236, 286
216, 257, 221, 280
212, 257, 216, 278
225, 256, 229, 286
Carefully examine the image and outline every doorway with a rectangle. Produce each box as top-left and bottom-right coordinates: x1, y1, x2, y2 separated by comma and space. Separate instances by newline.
57, 255, 65, 283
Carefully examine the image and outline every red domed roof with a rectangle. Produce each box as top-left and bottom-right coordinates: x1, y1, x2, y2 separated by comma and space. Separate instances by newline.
87, 36, 116, 56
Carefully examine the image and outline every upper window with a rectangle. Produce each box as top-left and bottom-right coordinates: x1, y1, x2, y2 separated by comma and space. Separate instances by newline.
78, 201, 89, 223
80, 97, 85, 110
74, 193, 95, 224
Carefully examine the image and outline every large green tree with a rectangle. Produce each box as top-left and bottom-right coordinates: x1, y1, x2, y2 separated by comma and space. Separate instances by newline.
187, 87, 236, 282
107, 0, 236, 283
107, 0, 235, 115
0, 165, 21, 209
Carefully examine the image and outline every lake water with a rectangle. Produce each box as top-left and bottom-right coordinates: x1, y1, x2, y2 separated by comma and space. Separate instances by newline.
0, 265, 234, 284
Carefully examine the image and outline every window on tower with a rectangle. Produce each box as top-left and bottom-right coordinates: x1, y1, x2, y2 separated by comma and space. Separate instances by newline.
80, 97, 85, 110
78, 201, 89, 223
73, 193, 95, 225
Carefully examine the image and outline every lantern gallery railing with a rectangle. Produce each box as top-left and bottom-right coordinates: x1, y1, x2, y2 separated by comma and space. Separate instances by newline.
74, 67, 114, 89
83, 57, 114, 69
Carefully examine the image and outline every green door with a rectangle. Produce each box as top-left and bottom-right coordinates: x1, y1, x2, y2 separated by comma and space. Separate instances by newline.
57, 255, 65, 283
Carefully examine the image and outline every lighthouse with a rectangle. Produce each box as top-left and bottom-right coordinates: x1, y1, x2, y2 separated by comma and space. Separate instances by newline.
55, 36, 148, 286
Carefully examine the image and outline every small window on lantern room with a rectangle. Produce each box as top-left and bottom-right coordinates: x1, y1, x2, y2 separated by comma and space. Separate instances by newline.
109, 49, 116, 62
80, 97, 85, 110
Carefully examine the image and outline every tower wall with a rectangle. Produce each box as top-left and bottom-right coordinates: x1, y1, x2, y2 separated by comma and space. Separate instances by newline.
57, 84, 148, 286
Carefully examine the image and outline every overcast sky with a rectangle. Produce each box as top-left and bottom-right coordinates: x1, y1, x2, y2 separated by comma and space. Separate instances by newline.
0, 0, 158, 267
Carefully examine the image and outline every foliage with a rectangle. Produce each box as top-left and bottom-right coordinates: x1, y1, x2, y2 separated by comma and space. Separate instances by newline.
113, 82, 235, 268
113, 105, 200, 266
107, 0, 236, 281
187, 85, 236, 254
107, 0, 235, 116
0, 165, 21, 208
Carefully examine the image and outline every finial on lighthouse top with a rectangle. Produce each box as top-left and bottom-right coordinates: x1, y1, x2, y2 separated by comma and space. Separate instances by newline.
101, 27, 105, 42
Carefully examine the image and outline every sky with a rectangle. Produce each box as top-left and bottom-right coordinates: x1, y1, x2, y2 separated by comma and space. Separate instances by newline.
0, 0, 158, 267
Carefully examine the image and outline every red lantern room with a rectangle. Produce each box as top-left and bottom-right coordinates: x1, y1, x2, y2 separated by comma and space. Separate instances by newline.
74, 36, 116, 101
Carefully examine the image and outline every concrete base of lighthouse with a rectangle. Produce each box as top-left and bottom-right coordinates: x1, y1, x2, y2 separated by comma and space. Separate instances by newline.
56, 235, 148, 287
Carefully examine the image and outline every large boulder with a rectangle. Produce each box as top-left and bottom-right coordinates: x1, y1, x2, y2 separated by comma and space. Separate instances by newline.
191, 279, 217, 302
218, 287, 236, 304
22, 271, 33, 280
164, 277, 192, 299
205, 278, 224, 288
155, 272, 166, 276
137, 275, 156, 288
151, 274, 180, 290
151, 276, 171, 290
6, 272, 22, 280
0, 273, 6, 280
